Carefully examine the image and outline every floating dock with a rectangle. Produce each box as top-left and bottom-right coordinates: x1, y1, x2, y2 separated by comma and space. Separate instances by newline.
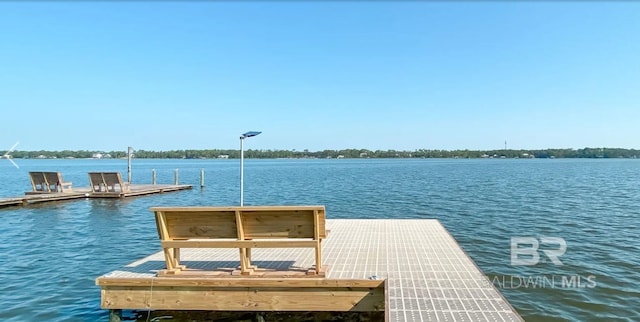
96, 219, 523, 321
0, 184, 192, 208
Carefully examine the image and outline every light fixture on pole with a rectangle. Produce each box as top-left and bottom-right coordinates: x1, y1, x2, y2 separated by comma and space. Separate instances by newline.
240, 131, 261, 206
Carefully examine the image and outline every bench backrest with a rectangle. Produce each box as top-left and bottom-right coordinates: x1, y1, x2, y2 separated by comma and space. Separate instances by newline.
88, 172, 128, 192
29, 171, 64, 191
152, 206, 327, 241
29, 172, 47, 184
43, 172, 63, 185
102, 172, 125, 185
88, 172, 105, 187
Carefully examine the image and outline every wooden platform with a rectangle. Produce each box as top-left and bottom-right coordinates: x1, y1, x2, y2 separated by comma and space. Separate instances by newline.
0, 197, 24, 207
0, 184, 192, 208
96, 219, 523, 321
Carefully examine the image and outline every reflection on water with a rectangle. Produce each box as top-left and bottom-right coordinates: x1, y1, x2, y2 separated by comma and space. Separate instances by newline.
0, 158, 639, 321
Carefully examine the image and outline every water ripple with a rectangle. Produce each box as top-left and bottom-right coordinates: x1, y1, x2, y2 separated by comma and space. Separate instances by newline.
0, 158, 639, 321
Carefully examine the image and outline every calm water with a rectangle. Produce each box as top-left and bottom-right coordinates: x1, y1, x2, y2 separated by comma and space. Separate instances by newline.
0, 158, 639, 321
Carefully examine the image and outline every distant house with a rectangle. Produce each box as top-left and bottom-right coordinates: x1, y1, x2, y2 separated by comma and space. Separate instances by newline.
92, 153, 112, 159
217, 155, 229, 159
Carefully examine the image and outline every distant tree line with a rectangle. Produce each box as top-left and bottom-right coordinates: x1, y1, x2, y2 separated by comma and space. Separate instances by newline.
4, 147, 640, 159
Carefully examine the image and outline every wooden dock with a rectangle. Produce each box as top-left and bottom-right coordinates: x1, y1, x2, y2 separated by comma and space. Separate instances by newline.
0, 184, 192, 208
96, 219, 523, 321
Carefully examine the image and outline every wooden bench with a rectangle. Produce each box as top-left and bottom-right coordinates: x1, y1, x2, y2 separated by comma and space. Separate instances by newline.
28, 171, 73, 193
151, 205, 328, 276
88, 172, 130, 193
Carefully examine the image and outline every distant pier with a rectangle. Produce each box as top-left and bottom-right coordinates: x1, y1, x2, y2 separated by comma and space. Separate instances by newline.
0, 184, 192, 208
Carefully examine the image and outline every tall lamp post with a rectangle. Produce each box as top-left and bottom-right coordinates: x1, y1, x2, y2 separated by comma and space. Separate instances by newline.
240, 131, 261, 206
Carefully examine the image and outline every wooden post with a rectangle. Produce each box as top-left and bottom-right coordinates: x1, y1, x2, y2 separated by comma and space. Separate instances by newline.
200, 168, 205, 188
151, 169, 156, 185
174, 169, 179, 185
127, 146, 133, 183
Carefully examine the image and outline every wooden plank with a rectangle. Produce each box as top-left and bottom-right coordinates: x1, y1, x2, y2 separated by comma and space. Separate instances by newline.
22, 193, 87, 203
96, 277, 384, 288
156, 266, 327, 278
241, 210, 316, 238
155, 211, 176, 270
235, 209, 245, 241
0, 198, 24, 207
100, 285, 385, 311
163, 211, 238, 239
121, 190, 161, 197
150, 205, 326, 213
88, 193, 123, 198
155, 211, 168, 240
314, 209, 321, 273
161, 240, 319, 248
235, 209, 249, 273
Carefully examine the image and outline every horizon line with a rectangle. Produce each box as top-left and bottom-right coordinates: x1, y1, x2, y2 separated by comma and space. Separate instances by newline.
4, 147, 640, 153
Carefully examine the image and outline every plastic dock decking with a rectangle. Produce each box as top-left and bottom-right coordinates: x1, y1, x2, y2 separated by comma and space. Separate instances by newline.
96, 219, 523, 321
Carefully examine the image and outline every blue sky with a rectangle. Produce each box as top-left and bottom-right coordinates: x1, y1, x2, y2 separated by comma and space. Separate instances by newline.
1, 2, 639, 152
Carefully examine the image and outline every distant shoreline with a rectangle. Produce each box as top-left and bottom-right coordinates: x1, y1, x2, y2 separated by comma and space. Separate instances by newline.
4, 147, 639, 159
